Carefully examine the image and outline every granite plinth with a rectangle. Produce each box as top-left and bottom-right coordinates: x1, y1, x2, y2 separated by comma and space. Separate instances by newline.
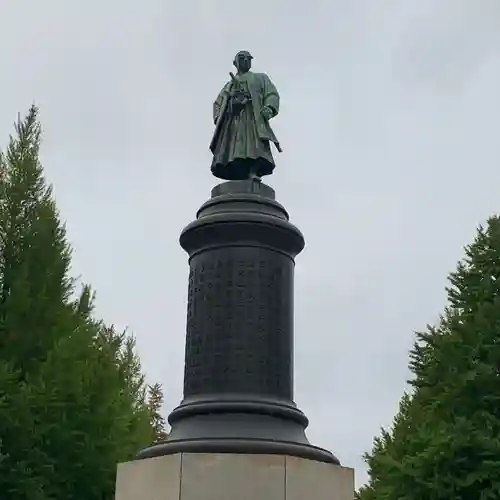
116, 453, 355, 500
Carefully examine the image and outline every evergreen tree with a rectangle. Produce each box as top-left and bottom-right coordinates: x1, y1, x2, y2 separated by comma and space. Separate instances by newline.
148, 382, 169, 443
0, 107, 166, 498
360, 217, 500, 499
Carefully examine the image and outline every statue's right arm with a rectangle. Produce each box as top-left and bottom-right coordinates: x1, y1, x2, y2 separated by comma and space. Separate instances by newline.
213, 99, 221, 124
213, 85, 229, 124
213, 91, 223, 124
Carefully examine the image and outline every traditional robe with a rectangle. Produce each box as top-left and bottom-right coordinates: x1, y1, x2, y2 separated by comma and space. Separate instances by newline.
210, 71, 280, 180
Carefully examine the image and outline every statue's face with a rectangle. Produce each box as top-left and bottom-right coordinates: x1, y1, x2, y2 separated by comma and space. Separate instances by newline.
234, 52, 252, 73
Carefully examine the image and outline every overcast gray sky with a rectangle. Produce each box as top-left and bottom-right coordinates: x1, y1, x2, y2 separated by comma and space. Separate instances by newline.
2, 0, 500, 487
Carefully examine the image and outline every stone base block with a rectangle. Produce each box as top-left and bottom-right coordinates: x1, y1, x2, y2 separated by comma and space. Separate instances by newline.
115, 453, 355, 500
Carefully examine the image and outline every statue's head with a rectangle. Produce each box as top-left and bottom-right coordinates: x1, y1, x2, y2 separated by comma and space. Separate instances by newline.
233, 50, 253, 73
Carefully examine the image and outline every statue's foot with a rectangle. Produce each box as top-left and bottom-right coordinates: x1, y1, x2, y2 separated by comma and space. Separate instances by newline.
249, 172, 262, 183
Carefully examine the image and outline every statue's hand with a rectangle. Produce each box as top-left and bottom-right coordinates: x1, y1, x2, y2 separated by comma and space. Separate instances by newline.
261, 106, 274, 121
230, 88, 243, 98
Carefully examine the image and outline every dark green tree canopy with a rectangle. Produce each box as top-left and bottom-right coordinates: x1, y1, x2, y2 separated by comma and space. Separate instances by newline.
360, 217, 500, 500
0, 107, 167, 499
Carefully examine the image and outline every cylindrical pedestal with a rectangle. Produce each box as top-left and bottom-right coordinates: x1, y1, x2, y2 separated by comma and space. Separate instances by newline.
138, 180, 338, 465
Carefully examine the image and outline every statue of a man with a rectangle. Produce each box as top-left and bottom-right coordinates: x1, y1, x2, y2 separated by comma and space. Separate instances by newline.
210, 51, 282, 181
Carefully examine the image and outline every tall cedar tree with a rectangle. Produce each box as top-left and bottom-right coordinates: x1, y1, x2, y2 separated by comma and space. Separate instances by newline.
0, 107, 166, 499
148, 382, 169, 443
359, 217, 500, 500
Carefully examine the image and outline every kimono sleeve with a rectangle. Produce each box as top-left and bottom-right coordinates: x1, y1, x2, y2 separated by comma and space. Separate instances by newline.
262, 74, 280, 118
213, 83, 230, 124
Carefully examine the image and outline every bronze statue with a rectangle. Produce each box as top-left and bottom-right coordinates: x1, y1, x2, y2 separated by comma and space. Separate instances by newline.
210, 51, 282, 181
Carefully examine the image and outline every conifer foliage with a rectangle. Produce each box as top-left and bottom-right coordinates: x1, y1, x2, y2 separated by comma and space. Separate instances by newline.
148, 382, 169, 443
360, 217, 500, 499
0, 107, 166, 499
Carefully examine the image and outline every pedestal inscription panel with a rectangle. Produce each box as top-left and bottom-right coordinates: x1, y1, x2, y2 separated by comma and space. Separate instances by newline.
184, 246, 294, 399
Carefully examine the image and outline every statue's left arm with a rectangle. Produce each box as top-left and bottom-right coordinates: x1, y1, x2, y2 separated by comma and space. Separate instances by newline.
261, 74, 280, 119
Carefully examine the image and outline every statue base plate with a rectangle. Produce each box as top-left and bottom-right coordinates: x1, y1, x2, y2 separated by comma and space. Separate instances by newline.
137, 395, 339, 465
